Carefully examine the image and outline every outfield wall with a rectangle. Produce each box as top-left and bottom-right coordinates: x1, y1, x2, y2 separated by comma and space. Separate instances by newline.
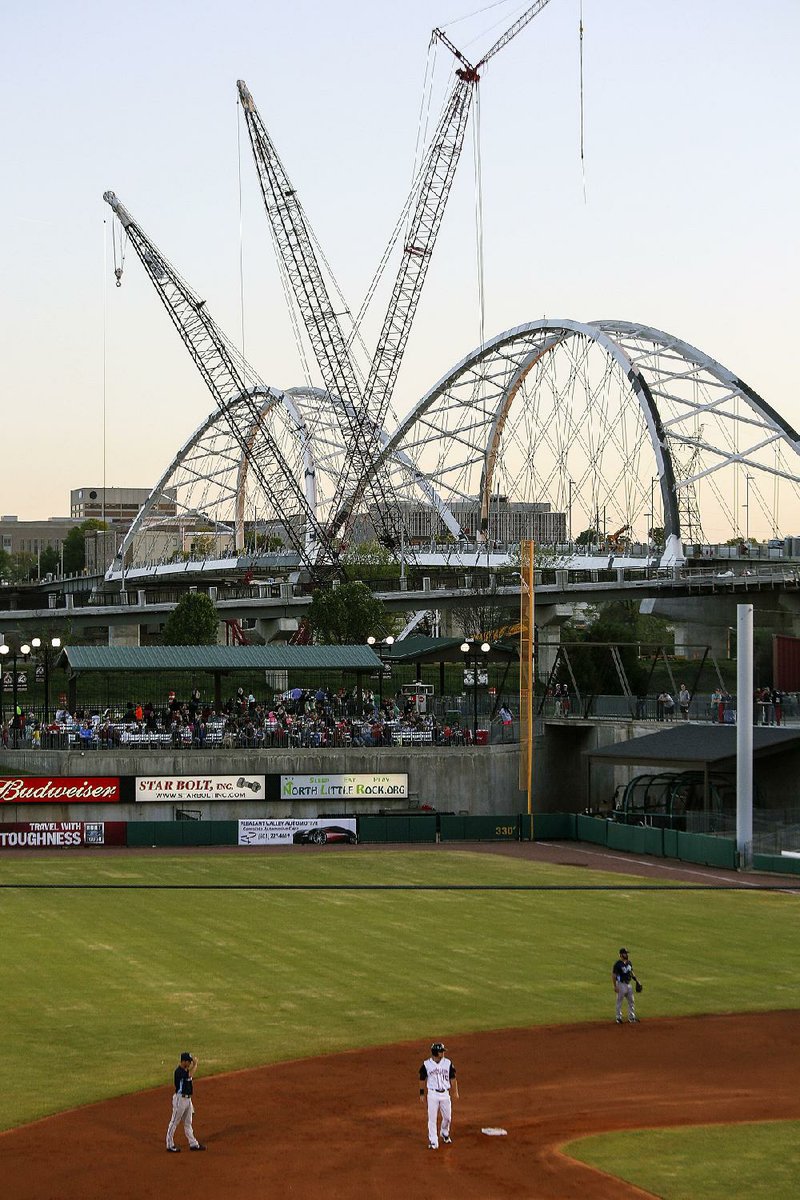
2, 810, 799, 875
0, 744, 525, 822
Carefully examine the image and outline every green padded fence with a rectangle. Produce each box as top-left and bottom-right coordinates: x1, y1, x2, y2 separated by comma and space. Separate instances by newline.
528, 812, 577, 840
357, 815, 437, 844
663, 828, 679, 859
607, 822, 648, 855
753, 852, 800, 876
125, 821, 239, 848
605, 823, 665, 857
675, 830, 737, 869
439, 815, 520, 841
575, 814, 609, 845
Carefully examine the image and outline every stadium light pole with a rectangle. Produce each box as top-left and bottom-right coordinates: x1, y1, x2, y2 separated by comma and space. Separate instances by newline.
31, 636, 61, 723
367, 635, 394, 711
460, 639, 491, 743
0, 640, 31, 747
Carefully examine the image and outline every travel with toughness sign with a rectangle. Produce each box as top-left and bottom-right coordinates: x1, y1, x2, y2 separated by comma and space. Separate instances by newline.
0, 777, 121, 803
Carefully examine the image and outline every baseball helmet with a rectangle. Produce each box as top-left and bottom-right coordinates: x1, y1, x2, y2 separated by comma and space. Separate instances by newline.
619, 948, 628, 956
431, 1042, 445, 1055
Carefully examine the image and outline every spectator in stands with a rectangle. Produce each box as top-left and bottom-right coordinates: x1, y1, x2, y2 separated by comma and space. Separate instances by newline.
772, 688, 783, 726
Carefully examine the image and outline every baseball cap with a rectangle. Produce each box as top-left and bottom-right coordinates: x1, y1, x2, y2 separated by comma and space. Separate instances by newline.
619, 948, 628, 957
180, 1052, 192, 1061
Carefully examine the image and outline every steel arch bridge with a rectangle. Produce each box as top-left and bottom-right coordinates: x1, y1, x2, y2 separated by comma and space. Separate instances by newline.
112, 319, 800, 577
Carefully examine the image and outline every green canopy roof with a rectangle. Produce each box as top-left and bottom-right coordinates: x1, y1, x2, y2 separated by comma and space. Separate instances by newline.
58, 645, 382, 674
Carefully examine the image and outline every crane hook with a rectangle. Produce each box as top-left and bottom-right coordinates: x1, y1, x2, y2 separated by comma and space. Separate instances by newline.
114, 266, 123, 288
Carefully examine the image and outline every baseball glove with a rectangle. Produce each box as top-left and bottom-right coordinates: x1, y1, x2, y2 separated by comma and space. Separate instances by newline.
635, 981, 643, 993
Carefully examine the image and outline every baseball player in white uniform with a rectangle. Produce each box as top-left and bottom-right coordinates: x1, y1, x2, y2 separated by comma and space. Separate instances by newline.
419, 1042, 459, 1149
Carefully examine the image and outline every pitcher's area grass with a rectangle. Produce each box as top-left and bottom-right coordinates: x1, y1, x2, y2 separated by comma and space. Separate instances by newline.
1, 848, 797, 1131
566, 1121, 800, 1200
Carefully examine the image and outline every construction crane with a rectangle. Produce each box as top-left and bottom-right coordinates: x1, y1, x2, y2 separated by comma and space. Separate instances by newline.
605, 524, 631, 551
336, 0, 554, 533
238, 0, 554, 553
102, 190, 339, 578
237, 80, 403, 556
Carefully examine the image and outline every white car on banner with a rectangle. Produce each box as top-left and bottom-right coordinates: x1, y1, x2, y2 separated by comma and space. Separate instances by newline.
238, 818, 358, 846
136, 775, 266, 802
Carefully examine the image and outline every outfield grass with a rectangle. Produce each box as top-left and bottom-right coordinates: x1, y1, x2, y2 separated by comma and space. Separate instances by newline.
566, 1121, 800, 1200
1, 849, 797, 1134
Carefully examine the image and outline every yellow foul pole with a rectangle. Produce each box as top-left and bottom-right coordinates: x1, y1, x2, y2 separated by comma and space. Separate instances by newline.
518, 540, 535, 829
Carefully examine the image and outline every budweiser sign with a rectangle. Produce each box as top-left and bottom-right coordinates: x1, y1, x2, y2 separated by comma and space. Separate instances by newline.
0, 777, 121, 803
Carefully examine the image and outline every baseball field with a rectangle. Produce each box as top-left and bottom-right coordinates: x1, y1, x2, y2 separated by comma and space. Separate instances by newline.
1, 840, 798, 1198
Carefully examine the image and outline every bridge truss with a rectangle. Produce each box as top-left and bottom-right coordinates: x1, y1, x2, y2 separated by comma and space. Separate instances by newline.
113, 317, 800, 578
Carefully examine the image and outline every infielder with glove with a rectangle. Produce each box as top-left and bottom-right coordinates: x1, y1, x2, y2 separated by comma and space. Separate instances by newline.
165, 1052, 206, 1152
419, 1042, 459, 1149
611, 948, 642, 1024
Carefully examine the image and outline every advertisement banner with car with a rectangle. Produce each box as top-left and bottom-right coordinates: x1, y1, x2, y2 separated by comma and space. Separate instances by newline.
136, 775, 266, 802
238, 818, 358, 846
280, 774, 408, 800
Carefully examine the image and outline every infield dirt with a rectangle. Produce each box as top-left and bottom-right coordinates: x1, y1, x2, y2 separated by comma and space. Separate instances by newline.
2, 1010, 799, 1199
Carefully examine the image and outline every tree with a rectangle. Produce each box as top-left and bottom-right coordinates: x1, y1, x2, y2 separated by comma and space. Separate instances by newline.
39, 546, 60, 577
252, 533, 284, 553
6, 551, 36, 582
163, 591, 219, 645
308, 581, 390, 644
575, 527, 600, 547
62, 519, 108, 574
562, 600, 650, 696
344, 540, 402, 583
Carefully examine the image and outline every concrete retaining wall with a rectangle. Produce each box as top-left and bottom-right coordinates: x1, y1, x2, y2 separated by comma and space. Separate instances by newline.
0, 744, 526, 823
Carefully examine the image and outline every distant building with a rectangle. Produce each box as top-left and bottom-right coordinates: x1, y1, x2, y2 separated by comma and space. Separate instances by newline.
70, 486, 177, 524
1, 487, 179, 577
379, 497, 567, 545
0, 514, 74, 564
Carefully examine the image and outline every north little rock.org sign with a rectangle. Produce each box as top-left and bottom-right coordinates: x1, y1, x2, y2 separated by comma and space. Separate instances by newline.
280, 773, 408, 799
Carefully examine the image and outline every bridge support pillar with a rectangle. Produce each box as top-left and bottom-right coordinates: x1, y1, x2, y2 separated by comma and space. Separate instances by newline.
536, 624, 561, 682
108, 623, 141, 647
672, 621, 729, 659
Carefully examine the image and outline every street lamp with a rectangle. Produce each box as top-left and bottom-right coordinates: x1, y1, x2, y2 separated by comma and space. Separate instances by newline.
743, 473, 754, 545
568, 479, 574, 545
31, 636, 61, 723
460, 639, 491, 744
367, 635, 394, 711
0, 640, 31, 747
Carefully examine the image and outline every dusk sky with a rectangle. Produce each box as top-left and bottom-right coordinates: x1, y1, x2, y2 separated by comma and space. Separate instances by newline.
2, 0, 797, 532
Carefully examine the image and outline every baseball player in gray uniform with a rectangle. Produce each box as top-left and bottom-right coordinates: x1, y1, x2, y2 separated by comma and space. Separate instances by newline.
166, 1052, 206, 1152
419, 1042, 459, 1149
611, 948, 641, 1023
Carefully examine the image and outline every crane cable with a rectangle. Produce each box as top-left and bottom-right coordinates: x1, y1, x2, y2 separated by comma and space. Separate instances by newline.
472, 86, 486, 355
236, 99, 314, 392
579, 0, 586, 201
111, 216, 127, 286
236, 101, 249, 390
346, 33, 444, 424
102, 219, 108, 525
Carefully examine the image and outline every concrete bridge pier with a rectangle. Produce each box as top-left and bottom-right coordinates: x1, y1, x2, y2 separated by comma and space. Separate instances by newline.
535, 604, 574, 681
108, 623, 141, 647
